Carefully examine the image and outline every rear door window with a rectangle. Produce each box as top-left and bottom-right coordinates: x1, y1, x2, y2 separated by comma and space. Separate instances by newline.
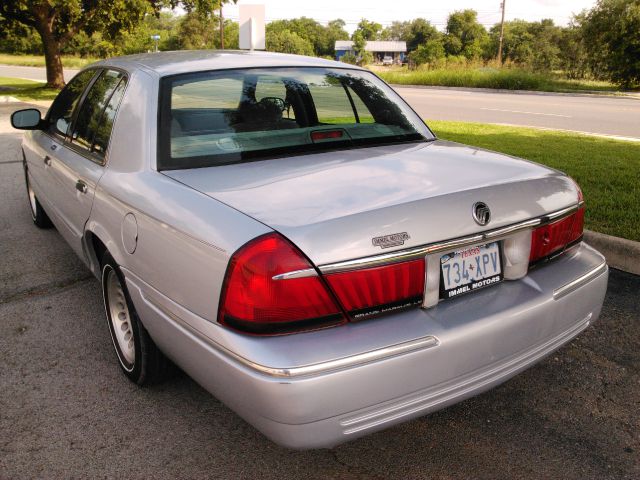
70, 69, 127, 160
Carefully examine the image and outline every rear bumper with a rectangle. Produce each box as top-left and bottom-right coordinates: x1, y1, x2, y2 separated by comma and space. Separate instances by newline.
124, 242, 608, 449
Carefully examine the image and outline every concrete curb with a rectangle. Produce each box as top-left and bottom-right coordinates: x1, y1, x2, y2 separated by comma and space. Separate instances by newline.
390, 83, 640, 100
584, 230, 640, 275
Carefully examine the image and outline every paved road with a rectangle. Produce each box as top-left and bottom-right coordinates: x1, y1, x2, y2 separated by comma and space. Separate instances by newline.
396, 86, 640, 139
1, 64, 639, 139
0, 102, 639, 479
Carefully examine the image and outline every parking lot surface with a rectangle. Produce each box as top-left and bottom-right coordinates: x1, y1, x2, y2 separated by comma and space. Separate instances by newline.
1, 103, 638, 479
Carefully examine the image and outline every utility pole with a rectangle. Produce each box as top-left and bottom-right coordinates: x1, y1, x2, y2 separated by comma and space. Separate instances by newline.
498, 0, 506, 65
220, 2, 224, 49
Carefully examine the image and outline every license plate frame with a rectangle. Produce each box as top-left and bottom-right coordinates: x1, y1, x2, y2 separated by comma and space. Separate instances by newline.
439, 242, 503, 300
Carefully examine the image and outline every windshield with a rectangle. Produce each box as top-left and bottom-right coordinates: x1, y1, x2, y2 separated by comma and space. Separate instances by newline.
157, 67, 434, 169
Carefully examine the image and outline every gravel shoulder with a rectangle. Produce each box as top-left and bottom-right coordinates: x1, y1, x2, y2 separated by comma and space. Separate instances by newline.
1, 102, 638, 479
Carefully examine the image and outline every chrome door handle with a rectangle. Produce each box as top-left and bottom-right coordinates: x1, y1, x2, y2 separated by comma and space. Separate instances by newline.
43, 156, 52, 166
75, 180, 88, 194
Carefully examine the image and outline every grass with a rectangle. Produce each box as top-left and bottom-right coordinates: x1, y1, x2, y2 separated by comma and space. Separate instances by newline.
377, 67, 621, 93
0, 53, 98, 69
0, 77, 59, 101
428, 120, 640, 241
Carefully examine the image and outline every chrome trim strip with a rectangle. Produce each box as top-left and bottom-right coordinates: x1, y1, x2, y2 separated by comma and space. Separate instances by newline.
272, 268, 318, 280
319, 203, 583, 274
231, 336, 440, 378
553, 261, 607, 300
138, 282, 440, 378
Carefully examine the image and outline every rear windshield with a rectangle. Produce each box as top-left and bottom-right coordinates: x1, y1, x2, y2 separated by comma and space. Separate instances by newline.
157, 67, 433, 169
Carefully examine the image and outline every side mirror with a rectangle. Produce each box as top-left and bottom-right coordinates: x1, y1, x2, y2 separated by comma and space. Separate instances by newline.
11, 108, 43, 130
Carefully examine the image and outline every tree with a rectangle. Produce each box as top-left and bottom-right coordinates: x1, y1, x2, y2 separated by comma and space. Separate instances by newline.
266, 29, 314, 56
340, 51, 357, 64
267, 17, 326, 56
444, 9, 488, 59
405, 18, 440, 52
0, 1, 236, 89
408, 40, 446, 66
352, 19, 382, 41
580, 0, 640, 88
0, 19, 42, 55
557, 21, 590, 79
381, 21, 410, 41
0, 1, 152, 88
174, 11, 217, 49
349, 31, 373, 66
323, 19, 349, 56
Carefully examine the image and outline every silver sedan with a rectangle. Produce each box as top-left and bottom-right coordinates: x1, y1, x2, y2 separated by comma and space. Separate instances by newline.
11, 51, 608, 449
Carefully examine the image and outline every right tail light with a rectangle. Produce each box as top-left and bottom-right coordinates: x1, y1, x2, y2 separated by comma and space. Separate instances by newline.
529, 206, 584, 264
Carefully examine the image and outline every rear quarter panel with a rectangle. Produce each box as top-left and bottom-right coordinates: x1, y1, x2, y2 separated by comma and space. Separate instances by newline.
86, 68, 270, 322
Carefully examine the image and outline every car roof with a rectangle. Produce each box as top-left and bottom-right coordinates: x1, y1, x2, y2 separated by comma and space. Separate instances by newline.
92, 50, 364, 77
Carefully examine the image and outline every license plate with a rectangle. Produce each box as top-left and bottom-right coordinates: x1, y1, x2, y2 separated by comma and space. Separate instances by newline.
440, 242, 502, 299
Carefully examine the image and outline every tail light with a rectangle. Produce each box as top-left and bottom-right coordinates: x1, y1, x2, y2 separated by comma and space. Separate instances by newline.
218, 233, 346, 334
529, 206, 584, 264
324, 260, 425, 320
218, 233, 426, 334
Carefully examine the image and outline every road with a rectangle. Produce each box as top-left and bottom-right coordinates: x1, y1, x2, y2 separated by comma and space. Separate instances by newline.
0, 102, 639, 479
1, 64, 639, 139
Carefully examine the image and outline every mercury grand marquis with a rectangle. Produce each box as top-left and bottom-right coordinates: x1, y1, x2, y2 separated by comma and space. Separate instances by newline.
11, 51, 608, 449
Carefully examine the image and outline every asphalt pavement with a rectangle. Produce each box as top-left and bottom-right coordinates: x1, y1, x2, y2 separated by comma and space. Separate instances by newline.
1, 64, 639, 140
0, 102, 639, 479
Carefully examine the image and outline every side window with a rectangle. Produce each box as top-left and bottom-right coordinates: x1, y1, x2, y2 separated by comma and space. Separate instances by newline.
347, 85, 375, 124
47, 69, 96, 137
71, 70, 125, 158
309, 79, 356, 124
92, 79, 127, 157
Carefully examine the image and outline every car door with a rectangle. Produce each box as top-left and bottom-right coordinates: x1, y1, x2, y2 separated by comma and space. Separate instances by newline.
46, 68, 128, 259
23, 69, 98, 221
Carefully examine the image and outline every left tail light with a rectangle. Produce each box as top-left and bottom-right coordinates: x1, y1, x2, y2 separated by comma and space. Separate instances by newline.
218, 233, 346, 334
529, 206, 584, 264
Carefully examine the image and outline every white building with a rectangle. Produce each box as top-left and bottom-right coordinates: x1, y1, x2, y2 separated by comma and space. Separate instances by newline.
334, 40, 407, 64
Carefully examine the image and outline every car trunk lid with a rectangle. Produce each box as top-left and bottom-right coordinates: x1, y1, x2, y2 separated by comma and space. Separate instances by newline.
164, 140, 579, 266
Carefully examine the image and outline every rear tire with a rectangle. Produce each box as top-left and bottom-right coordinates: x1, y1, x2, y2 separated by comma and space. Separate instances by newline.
25, 168, 52, 229
100, 251, 173, 385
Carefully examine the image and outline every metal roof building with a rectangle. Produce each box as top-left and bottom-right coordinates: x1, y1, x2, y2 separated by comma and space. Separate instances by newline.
334, 40, 407, 64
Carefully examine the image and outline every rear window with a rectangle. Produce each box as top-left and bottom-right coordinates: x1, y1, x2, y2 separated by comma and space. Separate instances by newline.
158, 67, 433, 169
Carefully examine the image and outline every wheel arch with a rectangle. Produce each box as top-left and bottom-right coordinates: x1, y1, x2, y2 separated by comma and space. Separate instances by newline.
83, 224, 125, 278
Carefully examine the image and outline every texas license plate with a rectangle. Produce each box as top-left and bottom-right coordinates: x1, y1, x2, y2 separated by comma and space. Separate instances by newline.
440, 242, 503, 299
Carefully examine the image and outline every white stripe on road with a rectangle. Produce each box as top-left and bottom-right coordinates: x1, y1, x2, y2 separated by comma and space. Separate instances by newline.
490, 122, 640, 142
479, 107, 572, 118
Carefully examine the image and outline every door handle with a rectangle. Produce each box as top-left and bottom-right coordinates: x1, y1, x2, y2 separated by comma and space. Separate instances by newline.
43, 156, 51, 166
75, 180, 88, 194
50, 144, 58, 151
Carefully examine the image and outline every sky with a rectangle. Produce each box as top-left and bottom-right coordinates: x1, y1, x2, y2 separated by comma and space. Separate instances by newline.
221, 0, 598, 33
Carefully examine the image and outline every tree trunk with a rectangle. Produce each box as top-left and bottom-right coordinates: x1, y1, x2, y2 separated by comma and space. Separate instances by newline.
36, 21, 65, 89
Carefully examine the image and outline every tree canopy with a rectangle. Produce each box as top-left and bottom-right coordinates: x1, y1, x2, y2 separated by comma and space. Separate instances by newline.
579, 0, 640, 87
1, 2, 638, 89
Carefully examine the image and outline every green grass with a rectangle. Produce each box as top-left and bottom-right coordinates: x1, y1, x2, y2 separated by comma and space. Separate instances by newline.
0, 77, 59, 101
428, 120, 640, 241
377, 67, 621, 93
0, 53, 99, 69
